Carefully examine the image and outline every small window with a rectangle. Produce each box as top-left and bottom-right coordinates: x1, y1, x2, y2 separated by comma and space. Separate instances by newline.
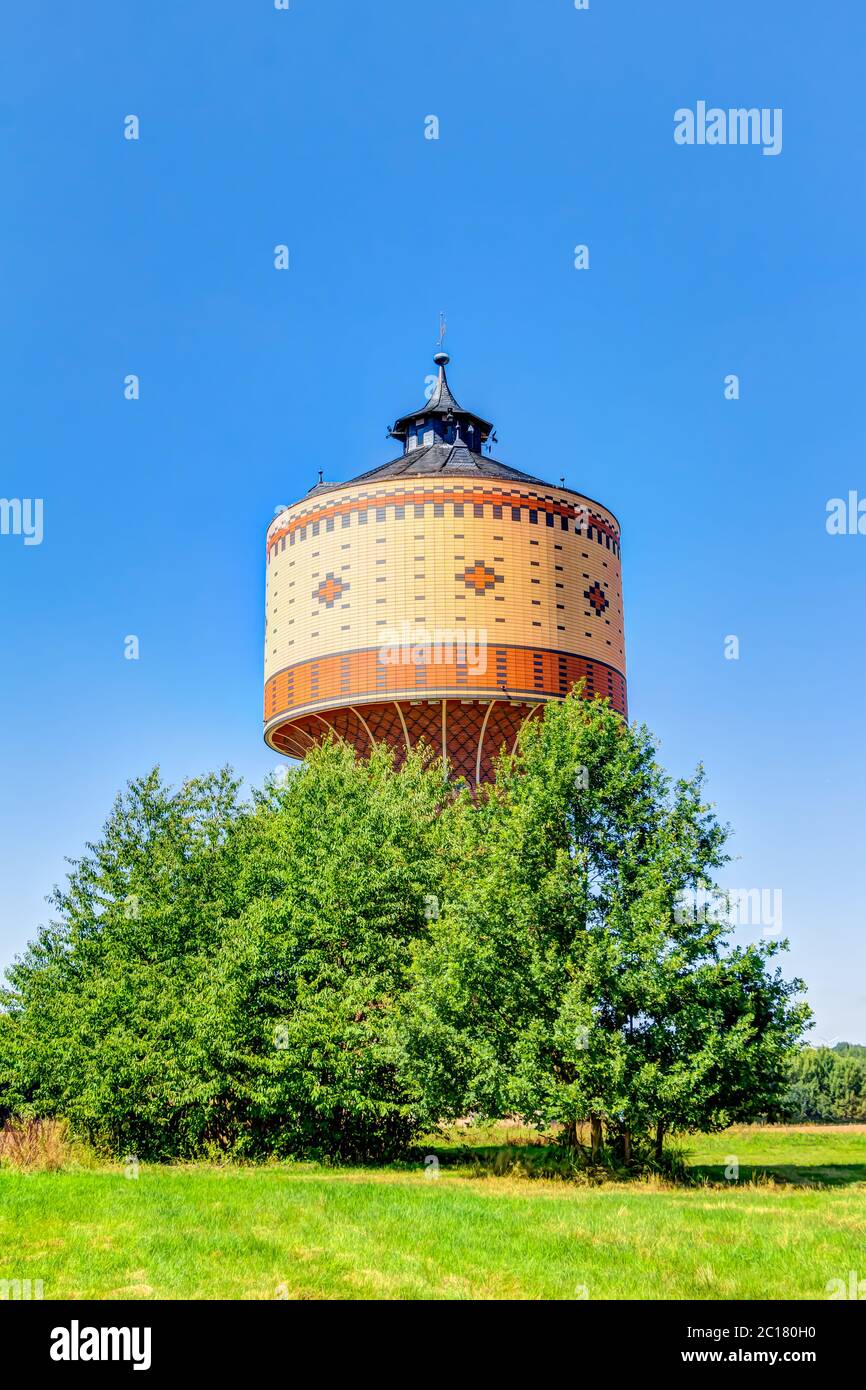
423, 430, 435, 446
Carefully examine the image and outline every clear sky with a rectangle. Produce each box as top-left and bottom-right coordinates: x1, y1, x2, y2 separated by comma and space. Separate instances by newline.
1, 1, 863, 1044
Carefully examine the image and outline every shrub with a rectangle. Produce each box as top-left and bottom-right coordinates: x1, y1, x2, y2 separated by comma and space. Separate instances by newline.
0, 1117, 82, 1172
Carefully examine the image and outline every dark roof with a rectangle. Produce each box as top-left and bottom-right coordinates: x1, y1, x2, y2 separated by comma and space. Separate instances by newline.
306, 441, 549, 496
422, 365, 462, 416
390, 352, 494, 443
300, 349, 613, 508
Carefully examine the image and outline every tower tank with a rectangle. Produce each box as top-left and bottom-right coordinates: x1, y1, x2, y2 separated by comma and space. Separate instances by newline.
264, 351, 626, 784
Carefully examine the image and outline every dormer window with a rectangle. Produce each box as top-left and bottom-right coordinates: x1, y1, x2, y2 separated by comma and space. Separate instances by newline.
423, 430, 435, 446
407, 435, 419, 451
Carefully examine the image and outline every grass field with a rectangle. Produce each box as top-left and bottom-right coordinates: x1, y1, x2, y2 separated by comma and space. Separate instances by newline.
1, 1127, 864, 1300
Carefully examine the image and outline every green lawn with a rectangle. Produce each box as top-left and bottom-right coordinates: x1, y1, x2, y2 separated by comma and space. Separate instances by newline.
1, 1127, 864, 1300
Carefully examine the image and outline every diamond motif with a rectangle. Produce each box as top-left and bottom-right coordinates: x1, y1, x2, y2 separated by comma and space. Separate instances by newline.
460, 561, 503, 594
314, 573, 349, 608
584, 581, 609, 615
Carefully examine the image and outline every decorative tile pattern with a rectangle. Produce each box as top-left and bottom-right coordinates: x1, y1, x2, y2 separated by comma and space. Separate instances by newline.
460, 561, 503, 594
265, 644, 627, 724
313, 573, 349, 608
267, 483, 621, 558
584, 581, 609, 615
265, 471, 626, 784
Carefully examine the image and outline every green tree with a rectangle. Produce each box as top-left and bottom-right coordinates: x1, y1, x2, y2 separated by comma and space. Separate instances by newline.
193, 741, 450, 1160
783, 1046, 866, 1123
0, 767, 247, 1157
0, 746, 451, 1162
402, 692, 810, 1162
2, 703, 814, 1168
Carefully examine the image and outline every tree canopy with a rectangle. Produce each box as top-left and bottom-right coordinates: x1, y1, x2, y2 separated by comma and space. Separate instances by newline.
400, 695, 809, 1162
0, 694, 812, 1164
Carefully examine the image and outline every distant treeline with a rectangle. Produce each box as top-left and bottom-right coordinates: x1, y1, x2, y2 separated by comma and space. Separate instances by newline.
782, 1044, 866, 1124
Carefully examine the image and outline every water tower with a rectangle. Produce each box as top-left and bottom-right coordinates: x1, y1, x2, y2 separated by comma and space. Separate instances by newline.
264, 352, 626, 784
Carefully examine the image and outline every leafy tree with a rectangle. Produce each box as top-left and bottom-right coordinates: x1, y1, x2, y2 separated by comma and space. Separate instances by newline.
1, 701, 813, 1168
0, 746, 450, 1161
782, 1046, 866, 1123
401, 692, 810, 1161
0, 767, 247, 1157
197, 741, 449, 1159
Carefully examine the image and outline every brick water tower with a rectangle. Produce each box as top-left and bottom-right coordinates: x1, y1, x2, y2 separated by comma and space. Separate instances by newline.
263, 351, 626, 784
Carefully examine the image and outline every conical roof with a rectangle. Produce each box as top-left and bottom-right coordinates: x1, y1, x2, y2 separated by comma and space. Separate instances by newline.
338, 440, 547, 488
389, 352, 494, 446
305, 350, 554, 495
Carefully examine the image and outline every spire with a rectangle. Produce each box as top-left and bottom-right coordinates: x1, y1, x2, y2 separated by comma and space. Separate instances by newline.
426, 352, 462, 415
390, 351, 494, 455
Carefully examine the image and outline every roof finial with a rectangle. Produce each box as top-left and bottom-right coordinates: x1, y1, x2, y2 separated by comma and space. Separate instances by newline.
434, 312, 450, 376
390, 338, 493, 453
318, 469, 323, 484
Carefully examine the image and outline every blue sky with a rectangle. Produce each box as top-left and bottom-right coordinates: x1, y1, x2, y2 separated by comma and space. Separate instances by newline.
1, 1, 863, 1043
